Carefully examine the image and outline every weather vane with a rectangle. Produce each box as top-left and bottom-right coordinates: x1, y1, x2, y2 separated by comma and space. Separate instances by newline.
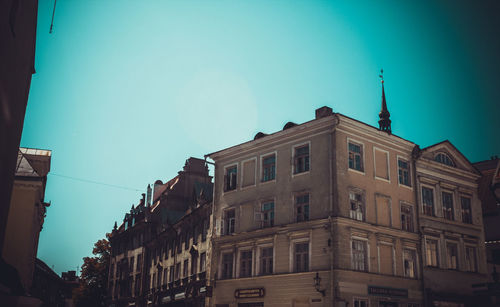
379, 69, 384, 84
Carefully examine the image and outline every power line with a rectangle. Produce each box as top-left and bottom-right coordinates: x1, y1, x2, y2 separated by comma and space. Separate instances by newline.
49, 173, 143, 192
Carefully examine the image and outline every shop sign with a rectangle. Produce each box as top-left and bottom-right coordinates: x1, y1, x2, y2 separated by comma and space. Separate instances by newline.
234, 288, 265, 298
368, 286, 408, 298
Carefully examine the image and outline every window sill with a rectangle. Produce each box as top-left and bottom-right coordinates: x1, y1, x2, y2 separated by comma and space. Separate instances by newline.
348, 168, 365, 175
292, 170, 310, 178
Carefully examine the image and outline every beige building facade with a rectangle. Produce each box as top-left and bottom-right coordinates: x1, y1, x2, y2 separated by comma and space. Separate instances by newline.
207, 101, 488, 307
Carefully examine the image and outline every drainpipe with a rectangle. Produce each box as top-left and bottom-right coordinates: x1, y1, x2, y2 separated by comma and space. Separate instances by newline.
412, 145, 427, 306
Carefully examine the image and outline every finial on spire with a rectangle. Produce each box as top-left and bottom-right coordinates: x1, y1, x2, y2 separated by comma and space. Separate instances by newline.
113, 221, 117, 230
378, 68, 392, 134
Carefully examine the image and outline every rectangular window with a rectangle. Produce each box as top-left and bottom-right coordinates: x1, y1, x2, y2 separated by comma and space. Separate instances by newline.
240, 250, 253, 278
442, 192, 454, 220
260, 247, 273, 275
200, 252, 206, 272
294, 144, 310, 174
461, 196, 472, 224
404, 249, 417, 278
193, 226, 198, 245
447, 243, 458, 270
222, 253, 234, 279
353, 298, 368, 307
225, 209, 236, 235
262, 201, 275, 228
169, 266, 174, 283
352, 240, 367, 271
465, 246, 477, 272
262, 154, 276, 182
202, 219, 208, 241
422, 187, 434, 216
398, 158, 411, 186
183, 259, 189, 277
184, 231, 190, 250
348, 142, 364, 172
294, 242, 309, 272
296, 194, 310, 222
426, 239, 439, 267
349, 191, 364, 221
175, 263, 180, 280
157, 268, 162, 287
129, 257, 135, 273
225, 165, 237, 191
163, 269, 167, 285
192, 254, 198, 275
136, 254, 142, 272
401, 204, 414, 232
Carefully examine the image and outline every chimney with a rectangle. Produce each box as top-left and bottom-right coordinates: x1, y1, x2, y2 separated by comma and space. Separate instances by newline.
315, 106, 333, 119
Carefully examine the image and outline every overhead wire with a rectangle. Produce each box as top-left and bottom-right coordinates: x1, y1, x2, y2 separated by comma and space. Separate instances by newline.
48, 173, 143, 192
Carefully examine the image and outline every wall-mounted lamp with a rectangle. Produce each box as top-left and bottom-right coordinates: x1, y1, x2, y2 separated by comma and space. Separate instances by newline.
313, 272, 326, 296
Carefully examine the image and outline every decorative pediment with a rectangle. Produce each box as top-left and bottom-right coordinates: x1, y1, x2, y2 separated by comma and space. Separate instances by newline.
420, 140, 479, 175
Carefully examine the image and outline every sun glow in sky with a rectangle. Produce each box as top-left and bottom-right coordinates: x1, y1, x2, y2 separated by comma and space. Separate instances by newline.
21, 0, 500, 274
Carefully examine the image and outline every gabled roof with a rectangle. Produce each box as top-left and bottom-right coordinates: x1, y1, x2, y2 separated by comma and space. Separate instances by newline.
420, 140, 480, 175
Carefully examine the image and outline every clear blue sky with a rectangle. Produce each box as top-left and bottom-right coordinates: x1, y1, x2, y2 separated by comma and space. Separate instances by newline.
21, 0, 500, 274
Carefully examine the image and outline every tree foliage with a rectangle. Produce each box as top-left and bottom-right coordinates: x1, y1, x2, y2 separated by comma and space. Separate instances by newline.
73, 236, 110, 307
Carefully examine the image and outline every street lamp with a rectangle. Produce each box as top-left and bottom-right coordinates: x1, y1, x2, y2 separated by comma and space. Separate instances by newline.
313, 272, 326, 296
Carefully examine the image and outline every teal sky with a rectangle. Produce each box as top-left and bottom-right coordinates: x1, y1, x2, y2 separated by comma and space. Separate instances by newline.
21, 0, 500, 274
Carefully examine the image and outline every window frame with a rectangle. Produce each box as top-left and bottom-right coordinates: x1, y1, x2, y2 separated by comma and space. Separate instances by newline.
425, 238, 439, 267
258, 245, 274, 276
223, 208, 236, 235
446, 241, 459, 270
295, 193, 310, 223
220, 251, 234, 280
260, 151, 277, 183
347, 138, 365, 174
223, 163, 238, 192
442, 191, 455, 221
403, 248, 418, 278
460, 195, 473, 224
400, 202, 414, 232
421, 185, 435, 217
239, 248, 253, 278
351, 237, 369, 272
261, 200, 275, 228
397, 156, 412, 188
293, 241, 310, 273
464, 245, 478, 272
353, 297, 369, 307
292, 141, 311, 176
349, 189, 365, 222
434, 152, 456, 167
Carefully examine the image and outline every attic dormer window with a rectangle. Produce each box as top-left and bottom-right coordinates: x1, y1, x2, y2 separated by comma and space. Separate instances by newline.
435, 153, 455, 167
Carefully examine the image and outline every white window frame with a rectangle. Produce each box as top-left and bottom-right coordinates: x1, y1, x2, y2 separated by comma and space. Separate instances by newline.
294, 192, 310, 223
347, 137, 365, 175
445, 240, 459, 270
373, 147, 390, 183
291, 141, 311, 177
289, 234, 312, 273
464, 244, 478, 272
260, 198, 275, 228
219, 250, 235, 280
241, 157, 257, 189
424, 236, 440, 268
459, 194, 473, 224
400, 201, 415, 232
397, 155, 413, 189
223, 163, 238, 193
353, 297, 369, 307
351, 236, 370, 272
260, 151, 278, 184
256, 243, 274, 276
402, 247, 419, 279
237, 247, 254, 278
349, 188, 365, 222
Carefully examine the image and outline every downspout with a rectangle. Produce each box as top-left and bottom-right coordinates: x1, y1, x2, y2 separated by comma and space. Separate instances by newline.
412, 145, 427, 306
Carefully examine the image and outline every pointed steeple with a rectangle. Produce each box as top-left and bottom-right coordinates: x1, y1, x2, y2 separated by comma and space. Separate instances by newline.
378, 69, 392, 134
113, 221, 117, 231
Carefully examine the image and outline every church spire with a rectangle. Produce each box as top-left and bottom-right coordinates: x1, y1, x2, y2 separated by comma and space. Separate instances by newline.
378, 69, 392, 134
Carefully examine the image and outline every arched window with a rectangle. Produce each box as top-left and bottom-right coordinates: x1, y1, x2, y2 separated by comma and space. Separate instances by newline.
435, 153, 455, 167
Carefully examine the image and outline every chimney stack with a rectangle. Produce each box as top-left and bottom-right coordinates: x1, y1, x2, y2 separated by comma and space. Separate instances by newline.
315, 106, 333, 119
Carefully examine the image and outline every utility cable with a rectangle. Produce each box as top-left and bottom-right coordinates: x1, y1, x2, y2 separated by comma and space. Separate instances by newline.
48, 173, 143, 192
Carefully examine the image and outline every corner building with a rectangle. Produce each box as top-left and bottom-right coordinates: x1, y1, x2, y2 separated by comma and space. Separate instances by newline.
207, 96, 487, 305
